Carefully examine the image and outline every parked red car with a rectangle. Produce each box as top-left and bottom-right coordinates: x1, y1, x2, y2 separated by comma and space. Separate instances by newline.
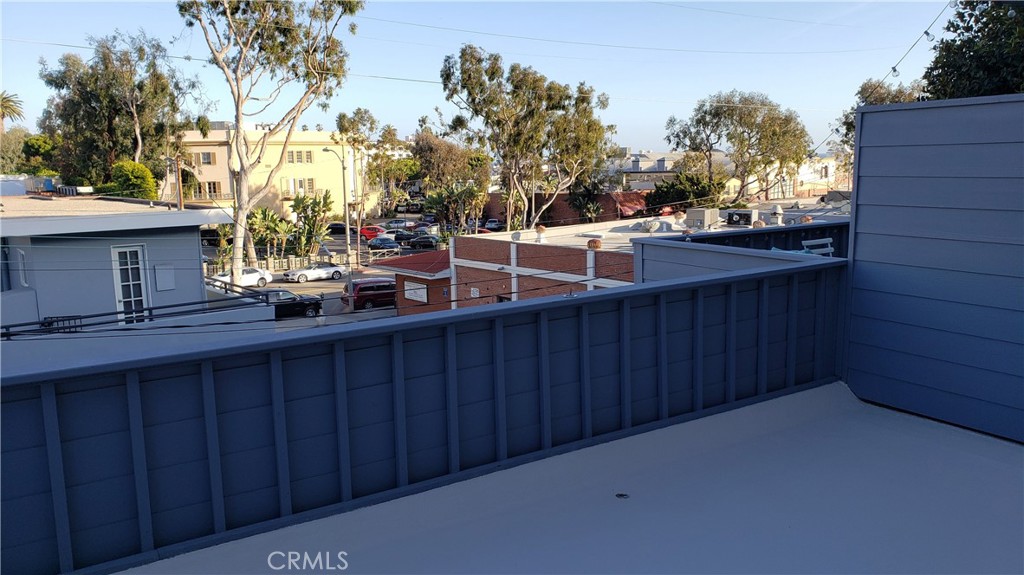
359, 225, 387, 241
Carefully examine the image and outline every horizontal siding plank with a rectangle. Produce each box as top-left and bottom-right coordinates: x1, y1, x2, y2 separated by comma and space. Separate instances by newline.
850, 315, 1023, 377
851, 261, 1023, 311
852, 288, 1024, 345
853, 233, 1023, 277
847, 369, 1024, 442
856, 176, 1024, 210
849, 343, 1024, 409
857, 143, 1024, 179
855, 204, 1024, 245
858, 102, 1024, 147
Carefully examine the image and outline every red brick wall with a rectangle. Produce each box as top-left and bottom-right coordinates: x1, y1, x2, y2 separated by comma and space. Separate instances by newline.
518, 275, 579, 300
516, 243, 587, 274
453, 266, 513, 308
452, 236, 510, 265
595, 251, 634, 282
396, 275, 451, 316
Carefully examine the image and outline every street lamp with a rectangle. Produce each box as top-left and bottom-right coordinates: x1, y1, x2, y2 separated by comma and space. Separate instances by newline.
323, 146, 355, 312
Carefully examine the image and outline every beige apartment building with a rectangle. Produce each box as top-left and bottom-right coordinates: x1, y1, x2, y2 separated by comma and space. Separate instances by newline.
164, 126, 377, 221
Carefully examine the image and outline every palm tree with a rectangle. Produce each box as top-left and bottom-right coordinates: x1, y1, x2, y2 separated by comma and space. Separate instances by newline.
0, 91, 25, 135
248, 207, 282, 259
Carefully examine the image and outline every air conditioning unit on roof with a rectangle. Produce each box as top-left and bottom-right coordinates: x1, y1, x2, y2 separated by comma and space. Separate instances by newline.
726, 209, 758, 226
684, 208, 719, 230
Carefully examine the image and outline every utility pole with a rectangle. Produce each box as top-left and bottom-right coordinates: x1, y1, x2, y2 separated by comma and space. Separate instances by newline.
323, 147, 355, 312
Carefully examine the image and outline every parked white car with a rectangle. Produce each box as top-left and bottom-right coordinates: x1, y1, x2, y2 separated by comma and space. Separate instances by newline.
211, 267, 274, 288
282, 262, 347, 283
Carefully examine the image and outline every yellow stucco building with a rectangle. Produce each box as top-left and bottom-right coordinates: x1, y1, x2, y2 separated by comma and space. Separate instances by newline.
165, 127, 379, 222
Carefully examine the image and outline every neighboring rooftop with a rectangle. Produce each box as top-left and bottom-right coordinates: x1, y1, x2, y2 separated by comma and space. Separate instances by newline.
371, 250, 451, 278
465, 204, 850, 254
119, 382, 1024, 575
0, 195, 232, 235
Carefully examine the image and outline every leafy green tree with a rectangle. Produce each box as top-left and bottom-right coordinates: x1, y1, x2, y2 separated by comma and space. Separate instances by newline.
179, 0, 363, 281
645, 172, 724, 215
665, 90, 810, 202
830, 78, 924, 179
411, 129, 480, 191
440, 44, 613, 230
111, 160, 158, 199
924, 1, 1024, 100
0, 91, 25, 136
665, 104, 727, 186
368, 125, 419, 214
39, 32, 199, 186
1, 127, 29, 173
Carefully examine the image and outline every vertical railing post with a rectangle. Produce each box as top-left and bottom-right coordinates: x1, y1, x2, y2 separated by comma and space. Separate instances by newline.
493, 318, 508, 461
333, 343, 352, 502
201, 361, 226, 533
757, 280, 769, 396
786, 273, 800, 388
657, 294, 669, 420
620, 299, 632, 428
726, 283, 737, 403
126, 372, 154, 552
269, 352, 292, 516
41, 382, 74, 573
579, 305, 593, 439
692, 288, 704, 412
538, 312, 552, 449
445, 327, 461, 474
392, 334, 408, 487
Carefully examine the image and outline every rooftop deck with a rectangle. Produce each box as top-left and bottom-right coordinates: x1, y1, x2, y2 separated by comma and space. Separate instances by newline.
121, 382, 1023, 574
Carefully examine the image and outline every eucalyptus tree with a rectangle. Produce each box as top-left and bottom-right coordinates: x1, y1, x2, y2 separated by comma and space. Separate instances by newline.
38, 31, 199, 185
440, 44, 613, 230
178, 0, 364, 281
0, 91, 24, 135
665, 90, 810, 202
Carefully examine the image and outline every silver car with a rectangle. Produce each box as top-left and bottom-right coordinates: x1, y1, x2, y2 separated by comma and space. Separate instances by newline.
282, 262, 347, 283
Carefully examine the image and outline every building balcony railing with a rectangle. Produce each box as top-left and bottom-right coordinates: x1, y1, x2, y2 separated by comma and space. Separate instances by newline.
0, 257, 846, 574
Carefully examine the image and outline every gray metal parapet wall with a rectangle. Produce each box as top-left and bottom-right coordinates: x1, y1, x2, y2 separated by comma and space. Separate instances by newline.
1, 258, 845, 574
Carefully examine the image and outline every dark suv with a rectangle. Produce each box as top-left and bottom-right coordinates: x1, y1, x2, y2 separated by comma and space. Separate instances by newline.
343, 278, 397, 310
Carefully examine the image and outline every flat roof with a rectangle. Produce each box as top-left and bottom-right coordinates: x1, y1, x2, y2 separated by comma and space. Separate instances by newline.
0, 195, 233, 236
371, 250, 451, 278
120, 382, 1023, 575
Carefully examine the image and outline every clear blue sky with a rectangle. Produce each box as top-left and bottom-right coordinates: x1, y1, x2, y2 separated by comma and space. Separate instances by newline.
2, 1, 949, 153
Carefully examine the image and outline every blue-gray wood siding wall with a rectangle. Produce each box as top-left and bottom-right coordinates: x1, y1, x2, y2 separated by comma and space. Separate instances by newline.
847, 94, 1024, 442
1, 260, 844, 574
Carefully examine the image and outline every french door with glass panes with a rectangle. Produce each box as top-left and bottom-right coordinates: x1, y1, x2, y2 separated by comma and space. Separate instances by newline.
111, 245, 149, 324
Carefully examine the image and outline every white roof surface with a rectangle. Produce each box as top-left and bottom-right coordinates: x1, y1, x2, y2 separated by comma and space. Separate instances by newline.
121, 382, 1023, 574
0, 195, 231, 236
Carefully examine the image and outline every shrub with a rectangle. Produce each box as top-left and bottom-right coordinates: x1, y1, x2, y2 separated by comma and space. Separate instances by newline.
93, 183, 119, 196
111, 160, 157, 200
